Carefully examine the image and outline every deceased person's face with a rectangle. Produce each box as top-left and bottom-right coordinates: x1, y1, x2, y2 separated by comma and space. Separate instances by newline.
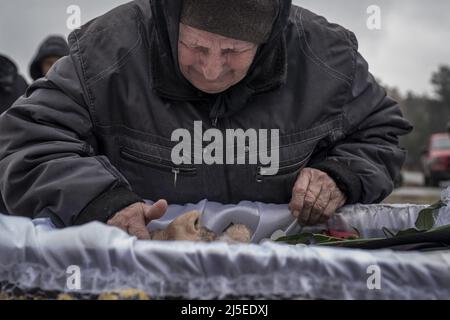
149, 210, 252, 243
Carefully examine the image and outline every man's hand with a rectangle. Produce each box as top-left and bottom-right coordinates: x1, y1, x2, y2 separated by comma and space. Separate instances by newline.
107, 200, 168, 240
289, 168, 346, 226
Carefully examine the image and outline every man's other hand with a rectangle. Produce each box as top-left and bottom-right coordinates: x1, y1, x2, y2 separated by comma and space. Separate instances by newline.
107, 200, 168, 240
289, 168, 346, 226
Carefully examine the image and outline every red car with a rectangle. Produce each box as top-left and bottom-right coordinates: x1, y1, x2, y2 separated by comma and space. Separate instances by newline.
422, 133, 450, 186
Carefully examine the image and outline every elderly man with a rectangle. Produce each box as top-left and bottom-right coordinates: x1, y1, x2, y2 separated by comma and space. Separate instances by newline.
0, 0, 412, 239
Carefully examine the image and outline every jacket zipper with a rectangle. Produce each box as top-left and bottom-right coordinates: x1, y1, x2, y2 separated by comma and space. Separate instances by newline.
212, 116, 219, 127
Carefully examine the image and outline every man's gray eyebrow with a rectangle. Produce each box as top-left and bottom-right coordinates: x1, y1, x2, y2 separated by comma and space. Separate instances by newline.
180, 37, 255, 51
181, 37, 199, 45
232, 42, 257, 49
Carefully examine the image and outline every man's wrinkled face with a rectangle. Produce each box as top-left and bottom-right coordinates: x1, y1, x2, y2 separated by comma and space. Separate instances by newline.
178, 23, 258, 94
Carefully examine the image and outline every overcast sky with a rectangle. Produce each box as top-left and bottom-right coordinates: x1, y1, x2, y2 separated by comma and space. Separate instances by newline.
1, 0, 449, 96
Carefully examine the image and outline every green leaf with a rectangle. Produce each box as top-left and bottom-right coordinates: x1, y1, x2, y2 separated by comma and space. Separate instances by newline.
311, 234, 346, 244
382, 227, 396, 238
275, 233, 314, 245
395, 228, 426, 237
351, 227, 361, 238
415, 200, 445, 231
275, 233, 344, 245
424, 224, 450, 233
317, 237, 385, 247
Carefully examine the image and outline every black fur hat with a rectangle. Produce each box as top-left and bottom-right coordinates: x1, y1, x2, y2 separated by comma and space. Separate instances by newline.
180, 0, 279, 44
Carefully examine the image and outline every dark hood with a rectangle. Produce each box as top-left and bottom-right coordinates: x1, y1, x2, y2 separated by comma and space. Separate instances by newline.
0, 55, 19, 93
0, 54, 28, 114
149, 0, 292, 122
29, 35, 69, 80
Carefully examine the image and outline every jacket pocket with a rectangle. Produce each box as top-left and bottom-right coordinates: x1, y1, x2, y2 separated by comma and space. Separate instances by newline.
120, 147, 197, 176
255, 150, 313, 183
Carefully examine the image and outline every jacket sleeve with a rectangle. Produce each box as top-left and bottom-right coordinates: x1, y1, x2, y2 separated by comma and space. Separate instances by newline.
0, 56, 142, 227
309, 51, 413, 204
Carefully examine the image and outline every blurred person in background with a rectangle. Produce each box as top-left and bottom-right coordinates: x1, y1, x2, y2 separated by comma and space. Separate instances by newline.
0, 54, 28, 213
0, 54, 28, 114
0, 35, 69, 213
29, 35, 69, 80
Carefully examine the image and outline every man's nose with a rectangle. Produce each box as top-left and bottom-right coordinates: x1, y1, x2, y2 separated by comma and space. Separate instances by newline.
201, 53, 225, 81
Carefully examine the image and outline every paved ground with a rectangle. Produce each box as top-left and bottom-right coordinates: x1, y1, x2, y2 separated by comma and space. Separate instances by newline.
402, 171, 425, 186
383, 171, 446, 205
384, 187, 442, 205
